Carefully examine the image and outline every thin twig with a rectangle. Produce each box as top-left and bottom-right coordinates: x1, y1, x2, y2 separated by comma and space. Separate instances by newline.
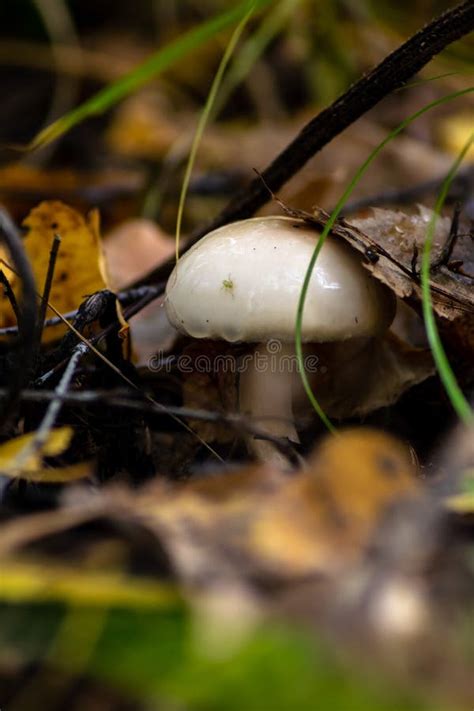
0, 386, 299, 462
13, 342, 89, 473
0, 270, 21, 323
0, 209, 37, 424
34, 284, 165, 386
30, 293, 224, 462
0, 284, 161, 337
431, 202, 461, 270
34, 234, 61, 357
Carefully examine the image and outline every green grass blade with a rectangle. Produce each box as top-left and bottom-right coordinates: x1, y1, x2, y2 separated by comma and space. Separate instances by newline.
23, 0, 272, 152
295, 86, 474, 432
213, 0, 302, 119
175, 5, 256, 262
420, 133, 474, 425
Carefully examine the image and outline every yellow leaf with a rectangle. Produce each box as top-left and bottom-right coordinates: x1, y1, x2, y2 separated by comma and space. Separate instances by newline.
7, 460, 93, 484
437, 113, 474, 162
0, 427, 73, 476
445, 493, 474, 513
0, 559, 179, 609
0, 428, 89, 483
0, 201, 107, 342
444, 467, 474, 514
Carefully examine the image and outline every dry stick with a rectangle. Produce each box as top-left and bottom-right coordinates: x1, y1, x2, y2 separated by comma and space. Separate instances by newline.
34, 283, 165, 386
0, 210, 37, 425
431, 202, 462, 270
13, 343, 89, 472
0, 387, 299, 462
0, 271, 21, 324
37, 234, 61, 338
131, 0, 474, 290
0, 284, 160, 336
29, 293, 224, 462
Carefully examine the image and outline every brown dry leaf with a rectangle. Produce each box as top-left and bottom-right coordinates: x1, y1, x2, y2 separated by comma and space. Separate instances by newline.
103, 218, 176, 362
309, 205, 474, 362
137, 429, 420, 584
302, 333, 434, 420
0, 201, 107, 342
103, 218, 175, 290
248, 429, 420, 578
332, 205, 473, 318
0, 430, 422, 590
0, 164, 143, 227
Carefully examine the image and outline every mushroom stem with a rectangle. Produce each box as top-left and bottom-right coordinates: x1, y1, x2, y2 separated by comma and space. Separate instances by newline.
239, 342, 299, 466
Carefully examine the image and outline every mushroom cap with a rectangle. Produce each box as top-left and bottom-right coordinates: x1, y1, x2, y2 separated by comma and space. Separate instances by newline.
165, 216, 395, 343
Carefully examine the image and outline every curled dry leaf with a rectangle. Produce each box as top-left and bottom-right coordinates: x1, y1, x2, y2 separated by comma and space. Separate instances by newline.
309, 205, 474, 364
342, 206, 472, 314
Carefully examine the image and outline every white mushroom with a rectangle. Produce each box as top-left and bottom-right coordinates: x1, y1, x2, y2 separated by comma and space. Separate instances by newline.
165, 216, 395, 465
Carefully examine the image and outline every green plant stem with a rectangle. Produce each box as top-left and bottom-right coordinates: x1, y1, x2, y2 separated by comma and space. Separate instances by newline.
420, 133, 474, 425
295, 87, 473, 432
175, 5, 255, 262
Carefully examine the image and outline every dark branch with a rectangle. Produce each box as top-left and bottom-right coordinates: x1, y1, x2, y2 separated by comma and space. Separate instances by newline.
0, 209, 37, 425
36, 234, 61, 342
131, 0, 474, 290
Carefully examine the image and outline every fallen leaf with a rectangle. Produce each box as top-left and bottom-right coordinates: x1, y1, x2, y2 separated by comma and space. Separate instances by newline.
136, 430, 420, 584
249, 428, 420, 577
0, 163, 143, 225
0, 201, 108, 342
0, 426, 73, 473
103, 218, 175, 290
301, 333, 434, 420
308, 205, 474, 365
304, 205, 471, 314
0, 427, 91, 482
102, 218, 176, 362
0, 559, 179, 608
